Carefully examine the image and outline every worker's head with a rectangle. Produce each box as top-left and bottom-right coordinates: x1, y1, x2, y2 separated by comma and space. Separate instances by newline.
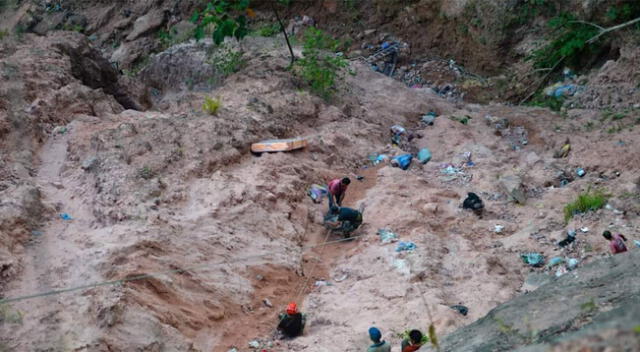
341, 177, 351, 185
602, 230, 612, 240
368, 327, 382, 343
409, 330, 423, 344
286, 302, 298, 315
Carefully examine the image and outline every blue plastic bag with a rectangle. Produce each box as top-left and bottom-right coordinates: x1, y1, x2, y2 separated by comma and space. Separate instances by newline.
392, 154, 413, 170
59, 213, 73, 221
417, 148, 432, 164
521, 252, 545, 267
396, 241, 416, 252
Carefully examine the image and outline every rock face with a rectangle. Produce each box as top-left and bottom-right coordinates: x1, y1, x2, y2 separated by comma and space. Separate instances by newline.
438, 251, 640, 351
126, 9, 166, 42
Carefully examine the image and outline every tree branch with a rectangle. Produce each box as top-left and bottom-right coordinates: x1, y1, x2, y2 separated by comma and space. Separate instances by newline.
569, 20, 605, 31
271, 2, 296, 66
588, 16, 640, 44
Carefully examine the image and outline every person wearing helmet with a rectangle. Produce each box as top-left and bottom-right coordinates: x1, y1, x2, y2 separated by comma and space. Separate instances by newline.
327, 177, 351, 207
277, 302, 305, 338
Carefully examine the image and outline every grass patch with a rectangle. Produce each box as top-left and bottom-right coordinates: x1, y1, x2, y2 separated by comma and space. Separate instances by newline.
202, 97, 221, 115
207, 45, 245, 82
137, 166, 155, 180
527, 93, 565, 112
564, 189, 608, 222
0, 304, 23, 324
255, 23, 280, 37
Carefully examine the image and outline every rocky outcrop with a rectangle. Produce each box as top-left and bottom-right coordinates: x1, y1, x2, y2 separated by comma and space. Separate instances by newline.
436, 251, 640, 351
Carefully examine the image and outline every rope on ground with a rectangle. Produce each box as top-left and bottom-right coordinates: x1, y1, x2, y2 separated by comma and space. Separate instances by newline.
0, 233, 367, 305
293, 228, 333, 304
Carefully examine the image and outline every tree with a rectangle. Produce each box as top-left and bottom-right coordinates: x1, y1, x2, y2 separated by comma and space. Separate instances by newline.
191, 0, 251, 45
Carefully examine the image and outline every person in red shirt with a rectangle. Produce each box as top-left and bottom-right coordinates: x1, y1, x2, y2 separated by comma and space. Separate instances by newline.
603, 230, 627, 254
327, 177, 350, 207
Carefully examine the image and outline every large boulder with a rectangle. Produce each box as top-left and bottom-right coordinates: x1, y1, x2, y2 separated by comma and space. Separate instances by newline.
126, 9, 165, 41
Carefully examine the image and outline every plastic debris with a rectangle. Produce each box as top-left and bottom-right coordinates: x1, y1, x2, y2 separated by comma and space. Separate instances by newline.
580, 227, 589, 233
521, 252, 545, 267
333, 273, 349, 282
307, 184, 327, 203
441, 165, 461, 175
377, 228, 399, 244
356, 175, 364, 181
390, 125, 407, 145
227, 349, 239, 352
450, 305, 468, 316
59, 213, 73, 221
393, 259, 410, 275
396, 241, 416, 252
635, 240, 640, 249
576, 168, 586, 177
371, 154, 388, 165
31, 230, 43, 237
53, 126, 68, 135
558, 229, 577, 247
463, 152, 475, 167
417, 148, 432, 164
262, 298, 273, 308
547, 257, 565, 268
248, 340, 261, 348
421, 112, 437, 125
391, 154, 413, 170
555, 266, 568, 277
544, 83, 577, 97
314, 280, 331, 286
566, 258, 579, 270
494, 225, 504, 233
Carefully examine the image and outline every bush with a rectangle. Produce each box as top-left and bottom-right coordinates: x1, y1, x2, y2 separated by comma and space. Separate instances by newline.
138, 166, 155, 180
208, 46, 245, 78
294, 28, 348, 100
202, 97, 221, 115
564, 190, 608, 222
256, 23, 280, 37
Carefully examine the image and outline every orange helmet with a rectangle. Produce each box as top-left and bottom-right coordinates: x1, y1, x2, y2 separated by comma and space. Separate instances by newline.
286, 302, 298, 315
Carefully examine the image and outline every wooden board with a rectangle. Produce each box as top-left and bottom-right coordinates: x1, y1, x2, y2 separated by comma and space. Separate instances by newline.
250, 137, 308, 153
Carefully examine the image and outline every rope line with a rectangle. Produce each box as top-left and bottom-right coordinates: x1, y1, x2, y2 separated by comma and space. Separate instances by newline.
0, 233, 367, 305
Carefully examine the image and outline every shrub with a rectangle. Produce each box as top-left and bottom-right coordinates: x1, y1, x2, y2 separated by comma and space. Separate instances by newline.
208, 46, 245, 77
294, 28, 348, 100
527, 93, 565, 112
202, 97, 221, 115
256, 23, 280, 37
138, 166, 155, 180
564, 190, 608, 222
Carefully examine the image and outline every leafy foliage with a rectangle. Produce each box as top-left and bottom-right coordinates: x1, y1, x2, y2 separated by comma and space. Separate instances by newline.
527, 93, 565, 111
202, 97, 222, 115
191, 0, 251, 45
564, 189, 608, 222
529, 13, 600, 69
293, 28, 348, 100
255, 23, 280, 37
208, 46, 245, 78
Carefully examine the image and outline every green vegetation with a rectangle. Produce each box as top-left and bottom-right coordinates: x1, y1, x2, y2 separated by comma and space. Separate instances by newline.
138, 166, 155, 180
255, 23, 280, 37
191, 0, 250, 45
62, 24, 84, 33
580, 299, 598, 313
450, 115, 471, 125
527, 93, 565, 112
293, 28, 348, 100
398, 329, 429, 344
564, 189, 608, 222
208, 45, 245, 81
202, 97, 222, 115
0, 29, 8, 40
634, 325, 640, 334
0, 304, 23, 324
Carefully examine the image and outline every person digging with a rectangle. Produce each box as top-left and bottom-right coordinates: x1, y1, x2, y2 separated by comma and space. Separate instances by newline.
603, 230, 627, 255
327, 177, 350, 207
324, 205, 363, 238
277, 302, 305, 338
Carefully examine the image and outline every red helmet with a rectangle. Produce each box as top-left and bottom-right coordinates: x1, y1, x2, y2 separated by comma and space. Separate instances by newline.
286, 302, 298, 315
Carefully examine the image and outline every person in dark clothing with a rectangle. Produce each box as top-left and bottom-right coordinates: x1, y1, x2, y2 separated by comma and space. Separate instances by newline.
401, 329, 424, 352
462, 192, 484, 216
277, 302, 305, 338
325, 205, 363, 237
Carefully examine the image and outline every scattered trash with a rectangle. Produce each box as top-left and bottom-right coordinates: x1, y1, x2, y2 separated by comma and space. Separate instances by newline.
462, 192, 484, 215
417, 148, 432, 164
333, 273, 349, 282
450, 305, 468, 316
390, 125, 407, 145
356, 175, 365, 181
59, 213, 73, 221
391, 154, 413, 170
463, 152, 475, 167
544, 82, 578, 97
81, 156, 99, 171
393, 259, 410, 275
634, 240, 640, 249
441, 165, 462, 175
494, 225, 504, 233
553, 139, 571, 158
250, 137, 308, 154
262, 298, 273, 308
566, 258, 579, 270
248, 340, 261, 349
307, 184, 327, 203
227, 349, 238, 352
31, 230, 43, 237
558, 229, 576, 248
547, 257, 565, 268
315, 280, 331, 287
580, 227, 589, 233
370, 154, 388, 165
555, 266, 568, 277
521, 252, 545, 267
377, 228, 399, 243
396, 241, 416, 252
421, 112, 437, 125
576, 168, 586, 177
53, 126, 67, 135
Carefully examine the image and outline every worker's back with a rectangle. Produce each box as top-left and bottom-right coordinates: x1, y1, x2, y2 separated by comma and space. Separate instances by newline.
278, 312, 303, 337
